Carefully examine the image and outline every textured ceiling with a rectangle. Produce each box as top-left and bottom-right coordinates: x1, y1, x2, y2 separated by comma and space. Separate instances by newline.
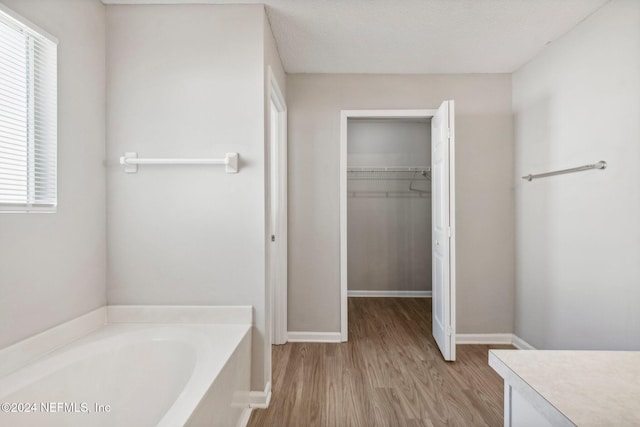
102, 0, 610, 74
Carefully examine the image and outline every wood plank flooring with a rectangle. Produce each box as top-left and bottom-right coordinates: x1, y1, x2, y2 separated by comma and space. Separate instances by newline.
248, 298, 512, 427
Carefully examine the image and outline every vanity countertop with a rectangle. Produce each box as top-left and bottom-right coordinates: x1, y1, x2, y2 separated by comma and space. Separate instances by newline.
489, 350, 640, 426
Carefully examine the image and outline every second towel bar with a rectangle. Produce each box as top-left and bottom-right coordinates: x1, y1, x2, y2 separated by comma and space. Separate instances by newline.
522, 160, 606, 182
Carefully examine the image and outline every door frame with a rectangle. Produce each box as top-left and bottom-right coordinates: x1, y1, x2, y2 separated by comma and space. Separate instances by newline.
268, 67, 288, 346
339, 109, 455, 346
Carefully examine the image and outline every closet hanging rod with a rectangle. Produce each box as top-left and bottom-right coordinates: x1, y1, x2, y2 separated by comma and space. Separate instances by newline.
522, 160, 606, 182
119, 152, 239, 174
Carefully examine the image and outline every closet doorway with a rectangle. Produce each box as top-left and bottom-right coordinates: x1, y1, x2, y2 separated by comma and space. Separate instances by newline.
339, 104, 456, 361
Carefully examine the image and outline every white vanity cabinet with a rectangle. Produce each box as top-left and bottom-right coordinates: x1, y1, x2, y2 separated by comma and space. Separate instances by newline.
489, 350, 640, 427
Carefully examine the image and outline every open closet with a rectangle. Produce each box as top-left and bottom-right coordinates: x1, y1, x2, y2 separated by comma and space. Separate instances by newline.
340, 102, 456, 361
346, 118, 432, 297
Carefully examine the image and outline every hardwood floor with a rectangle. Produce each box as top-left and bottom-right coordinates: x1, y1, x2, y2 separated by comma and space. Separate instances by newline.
248, 298, 512, 427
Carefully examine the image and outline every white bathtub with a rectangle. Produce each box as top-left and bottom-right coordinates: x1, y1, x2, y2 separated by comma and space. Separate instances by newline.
0, 306, 252, 427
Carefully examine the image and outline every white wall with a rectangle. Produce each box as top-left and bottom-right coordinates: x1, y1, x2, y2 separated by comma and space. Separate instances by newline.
106, 4, 282, 392
0, 0, 106, 349
348, 120, 430, 167
287, 74, 514, 334
347, 119, 431, 292
513, 0, 640, 350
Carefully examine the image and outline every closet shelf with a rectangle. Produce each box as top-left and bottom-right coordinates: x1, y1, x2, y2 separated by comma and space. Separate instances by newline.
347, 166, 431, 172
348, 190, 431, 198
347, 166, 431, 181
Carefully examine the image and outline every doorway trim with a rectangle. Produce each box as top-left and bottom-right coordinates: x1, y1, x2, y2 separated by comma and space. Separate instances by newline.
268, 67, 288, 347
339, 109, 445, 342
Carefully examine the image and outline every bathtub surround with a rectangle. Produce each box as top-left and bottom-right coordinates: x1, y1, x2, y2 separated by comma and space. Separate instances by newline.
287, 74, 515, 336
513, 0, 640, 350
106, 4, 285, 395
0, 0, 107, 350
0, 305, 252, 376
0, 309, 107, 378
0, 305, 252, 427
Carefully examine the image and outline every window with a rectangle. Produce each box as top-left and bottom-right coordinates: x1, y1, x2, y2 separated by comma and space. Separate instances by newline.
0, 5, 57, 212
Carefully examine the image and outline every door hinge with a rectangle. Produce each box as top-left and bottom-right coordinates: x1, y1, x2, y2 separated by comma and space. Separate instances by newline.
448, 227, 452, 238
271, 235, 276, 242
446, 326, 452, 336
447, 128, 452, 140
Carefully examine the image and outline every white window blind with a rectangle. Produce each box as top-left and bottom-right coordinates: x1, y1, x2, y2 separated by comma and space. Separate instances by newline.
0, 5, 57, 212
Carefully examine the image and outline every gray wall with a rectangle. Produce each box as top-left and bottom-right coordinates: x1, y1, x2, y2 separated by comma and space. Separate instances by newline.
0, 0, 107, 349
513, 0, 640, 349
287, 74, 515, 334
347, 120, 431, 292
106, 4, 283, 392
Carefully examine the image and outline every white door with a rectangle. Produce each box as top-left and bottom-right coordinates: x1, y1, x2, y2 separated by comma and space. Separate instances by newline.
431, 100, 456, 361
269, 99, 281, 344
269, 74, 288, 346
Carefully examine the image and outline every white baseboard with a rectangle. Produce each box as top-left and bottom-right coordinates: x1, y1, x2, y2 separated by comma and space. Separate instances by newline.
237, 407, 252, 427
248, 381, 271, 409
456, 333, 514, 345
456, 333, 536, 349
347, 290, 432, 298
511, 334, 536, 350
287, 331, 342, 343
